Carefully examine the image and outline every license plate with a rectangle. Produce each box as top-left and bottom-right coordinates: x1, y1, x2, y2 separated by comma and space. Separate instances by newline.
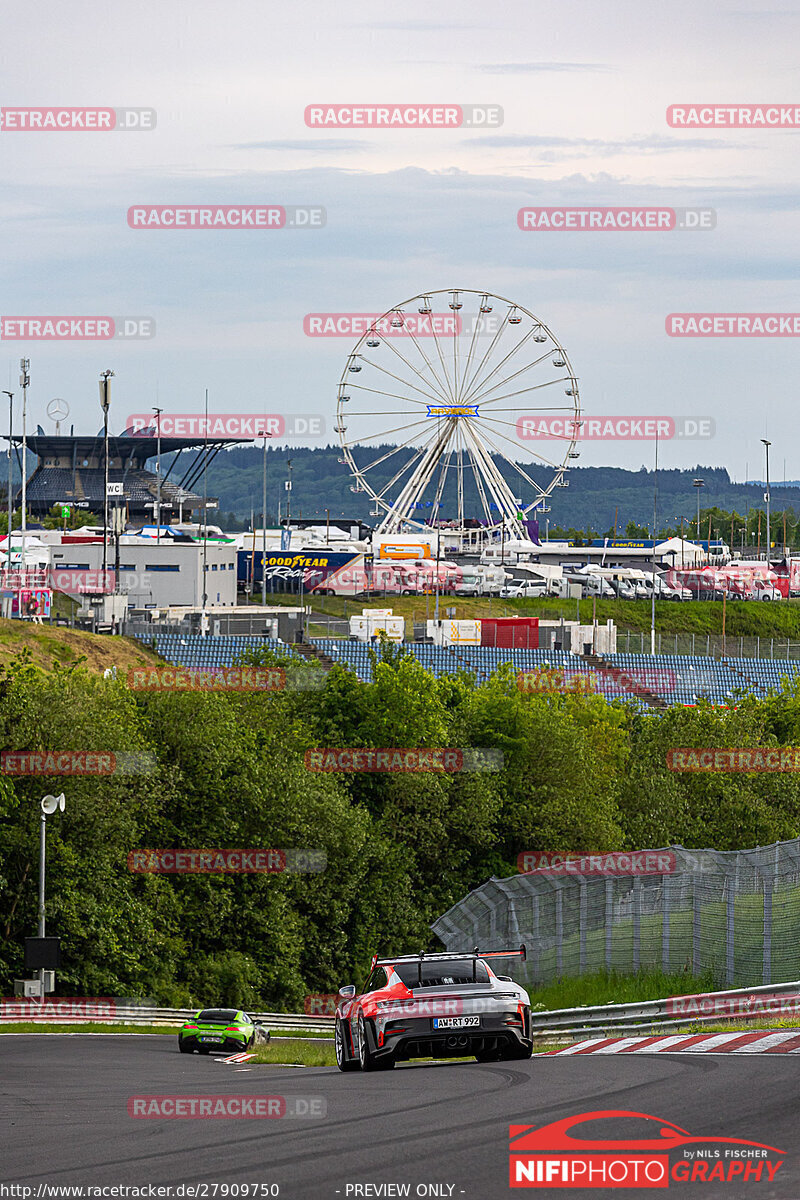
200, 1035, 223, 1042
433, 1016, 479, 1029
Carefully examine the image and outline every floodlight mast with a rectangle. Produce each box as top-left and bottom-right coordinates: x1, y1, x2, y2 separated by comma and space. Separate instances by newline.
38, 793, 65, 999
153, 406, 163, 544
19, 360, 29, 576
99, 371, 114, 586
2, 391, 12, 579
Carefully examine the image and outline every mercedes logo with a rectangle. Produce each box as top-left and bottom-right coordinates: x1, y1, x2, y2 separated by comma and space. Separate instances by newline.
47, 398, 70, 422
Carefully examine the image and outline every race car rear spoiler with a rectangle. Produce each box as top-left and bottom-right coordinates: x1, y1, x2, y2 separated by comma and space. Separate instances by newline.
371, 944, 526, 983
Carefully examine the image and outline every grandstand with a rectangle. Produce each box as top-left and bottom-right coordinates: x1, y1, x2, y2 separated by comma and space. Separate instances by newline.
15, 432, 248, 523
130, 632, 303, 669
128, 634, 800, 707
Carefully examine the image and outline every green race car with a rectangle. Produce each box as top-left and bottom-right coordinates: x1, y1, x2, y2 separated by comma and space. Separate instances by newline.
178, 1008, 270, 1054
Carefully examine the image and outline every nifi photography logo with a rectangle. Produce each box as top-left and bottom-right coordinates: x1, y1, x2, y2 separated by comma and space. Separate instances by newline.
508, 1110, 784, 1188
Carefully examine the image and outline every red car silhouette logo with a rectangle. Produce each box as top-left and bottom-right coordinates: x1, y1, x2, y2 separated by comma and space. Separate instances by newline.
509, 1110, 785, 1188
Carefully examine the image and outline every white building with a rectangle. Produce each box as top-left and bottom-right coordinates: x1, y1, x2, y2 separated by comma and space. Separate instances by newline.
50, 540, 237, 608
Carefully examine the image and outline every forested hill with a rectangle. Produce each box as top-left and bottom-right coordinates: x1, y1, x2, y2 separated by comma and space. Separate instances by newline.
186, 445, 797, 533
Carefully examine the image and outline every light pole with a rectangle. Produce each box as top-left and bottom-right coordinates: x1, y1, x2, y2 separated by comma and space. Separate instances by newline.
152, 406, 162, 544
693, 478, 705, 559
260, 431, 272, 606
19, 360, 29, 576
39, 793, 65, 995
761, 438, 771, 563
2, 391, 12, 580
99, 371, 114, 585
651, 430, 658, 656
286, 458, 292, 526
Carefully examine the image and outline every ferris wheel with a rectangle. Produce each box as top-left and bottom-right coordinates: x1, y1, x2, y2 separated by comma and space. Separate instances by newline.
335, 288, 581, 543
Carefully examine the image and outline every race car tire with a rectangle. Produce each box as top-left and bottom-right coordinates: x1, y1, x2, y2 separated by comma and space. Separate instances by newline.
335, 1016, 361, 1072
198, 1046, 210, 1055
476, 1042, 533, 1062
357, 1013, 394, 1071
499, 1043, 534, 1061
179, 1041, 193, 1053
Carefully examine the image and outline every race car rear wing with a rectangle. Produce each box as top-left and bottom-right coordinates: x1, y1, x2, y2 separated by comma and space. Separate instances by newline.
371, 944, 526, 984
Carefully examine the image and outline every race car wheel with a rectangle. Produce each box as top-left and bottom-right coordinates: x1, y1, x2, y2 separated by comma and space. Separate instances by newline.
335, 1016, 361, 1072
179, 1040, 193, 1054
198, 1046, 210, 1055
357, 1013, 394, 1071
499, 1043, 534, 1061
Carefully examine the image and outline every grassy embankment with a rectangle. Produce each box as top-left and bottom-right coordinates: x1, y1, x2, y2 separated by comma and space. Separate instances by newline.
0, 618, 161, 674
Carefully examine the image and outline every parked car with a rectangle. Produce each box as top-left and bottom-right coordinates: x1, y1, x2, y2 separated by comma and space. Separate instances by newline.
501, 580, 549, 600
751, 583, 783, 601
610, 579, 637, 600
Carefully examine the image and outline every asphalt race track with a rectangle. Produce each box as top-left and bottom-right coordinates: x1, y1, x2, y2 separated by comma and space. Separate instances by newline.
2, 1035, 799, 1198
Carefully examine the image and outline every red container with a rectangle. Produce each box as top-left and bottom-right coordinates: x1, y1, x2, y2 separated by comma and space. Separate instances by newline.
481, 617, 539, 649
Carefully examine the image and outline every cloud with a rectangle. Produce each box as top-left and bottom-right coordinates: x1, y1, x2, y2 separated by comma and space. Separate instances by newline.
233, 139, 370, 153
355, 20, 488, 30
477, 61, 611, 74
466, 134, 745, 157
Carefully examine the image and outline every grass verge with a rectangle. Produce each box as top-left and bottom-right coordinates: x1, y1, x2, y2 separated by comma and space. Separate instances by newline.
529, 969, 717, 1012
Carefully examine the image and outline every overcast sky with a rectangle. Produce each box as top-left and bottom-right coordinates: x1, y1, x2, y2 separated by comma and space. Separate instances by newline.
2, 0, 798, 494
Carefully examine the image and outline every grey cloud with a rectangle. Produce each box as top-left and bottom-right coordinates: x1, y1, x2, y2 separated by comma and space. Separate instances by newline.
233, 139, 370, 153
467, 134, 746, 157
477, 62, 611, 74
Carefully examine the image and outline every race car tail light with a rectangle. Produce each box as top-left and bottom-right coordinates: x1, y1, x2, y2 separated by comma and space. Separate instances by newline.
225, 1026, 244, 1033
183, 1024, 198, 1030
503, 1015, 523, 1026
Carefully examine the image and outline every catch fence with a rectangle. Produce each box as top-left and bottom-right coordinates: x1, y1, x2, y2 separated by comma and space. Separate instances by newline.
432, 838, 800, 990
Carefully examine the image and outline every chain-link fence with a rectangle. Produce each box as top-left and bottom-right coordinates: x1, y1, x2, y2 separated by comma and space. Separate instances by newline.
617, 630, 800, 660
432, 840, 800, 989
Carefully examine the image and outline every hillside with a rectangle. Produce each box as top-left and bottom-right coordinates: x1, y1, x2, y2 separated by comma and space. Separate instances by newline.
169, 445, 795, 535
0, 621, 161, 674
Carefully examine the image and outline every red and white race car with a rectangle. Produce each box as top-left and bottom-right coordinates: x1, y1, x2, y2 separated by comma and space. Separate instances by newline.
335, 945, 533, 1071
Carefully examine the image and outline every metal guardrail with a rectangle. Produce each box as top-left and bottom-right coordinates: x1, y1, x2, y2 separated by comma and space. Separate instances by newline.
527, 978, 800, 1041
5, 979, 800, 1043
0, 1004, 334, 1035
